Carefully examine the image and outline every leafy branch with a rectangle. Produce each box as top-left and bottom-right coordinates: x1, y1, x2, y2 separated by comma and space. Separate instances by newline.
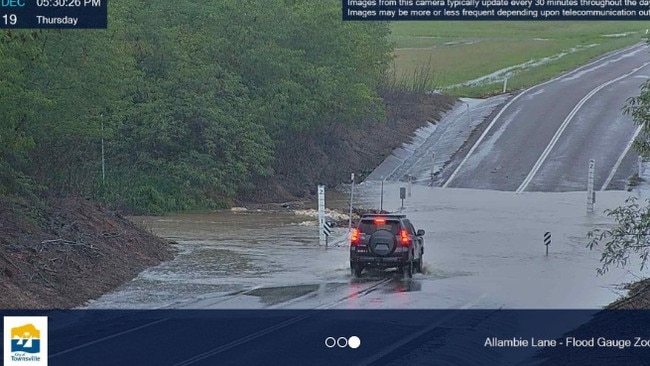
588, 196, 650, 275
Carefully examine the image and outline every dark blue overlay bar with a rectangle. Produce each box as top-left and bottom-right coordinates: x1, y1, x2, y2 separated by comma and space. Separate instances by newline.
2, 310, 650, 365
343, 0, 650, 20
0, 0, 106, 29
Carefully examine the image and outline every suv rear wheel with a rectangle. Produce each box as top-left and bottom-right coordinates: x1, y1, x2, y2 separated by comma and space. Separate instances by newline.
400, 259, 413, 278
351, 262, 363, 277
415, 257, 422, 273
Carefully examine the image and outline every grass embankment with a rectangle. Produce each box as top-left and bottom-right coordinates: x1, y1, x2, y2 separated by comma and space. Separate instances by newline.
390, 21, 649, 97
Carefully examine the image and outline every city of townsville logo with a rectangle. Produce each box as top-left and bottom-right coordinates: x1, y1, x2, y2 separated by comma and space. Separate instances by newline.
3, 316, 48, 366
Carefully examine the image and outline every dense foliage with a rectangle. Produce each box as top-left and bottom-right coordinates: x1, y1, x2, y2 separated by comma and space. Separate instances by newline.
0, 1, 392, 213
587, 39, 650, 274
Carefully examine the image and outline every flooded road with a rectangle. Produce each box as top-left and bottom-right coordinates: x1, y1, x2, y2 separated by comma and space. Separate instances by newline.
89, 208, 350, 309
89, 182, 643, 310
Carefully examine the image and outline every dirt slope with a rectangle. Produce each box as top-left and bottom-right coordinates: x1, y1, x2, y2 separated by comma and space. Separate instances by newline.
0, 197, 173, 308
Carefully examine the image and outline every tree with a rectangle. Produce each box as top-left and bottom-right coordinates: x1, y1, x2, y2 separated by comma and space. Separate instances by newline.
588, 196, 650, 275
0, 0, 394, 213
588, 42, 650, 274
0, 30, 48, 196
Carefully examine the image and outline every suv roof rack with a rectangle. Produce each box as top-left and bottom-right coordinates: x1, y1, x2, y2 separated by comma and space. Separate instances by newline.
360, 213, 406, 218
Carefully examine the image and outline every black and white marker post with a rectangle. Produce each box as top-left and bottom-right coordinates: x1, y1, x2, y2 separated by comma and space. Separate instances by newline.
323, 221, 333, 248
544, 232, 551, 257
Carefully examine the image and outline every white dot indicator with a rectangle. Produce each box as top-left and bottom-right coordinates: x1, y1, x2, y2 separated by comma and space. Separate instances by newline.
348, 336, 361, 349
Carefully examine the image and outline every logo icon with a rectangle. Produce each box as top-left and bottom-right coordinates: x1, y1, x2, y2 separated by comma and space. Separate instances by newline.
4, 316, 48, 366
11, 323, 41, 353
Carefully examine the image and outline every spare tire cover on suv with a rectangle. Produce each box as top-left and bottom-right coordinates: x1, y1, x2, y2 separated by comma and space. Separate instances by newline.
369, 229, 396, 256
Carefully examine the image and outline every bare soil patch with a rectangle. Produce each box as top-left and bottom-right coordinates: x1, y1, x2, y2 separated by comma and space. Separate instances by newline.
0, 196, 173, 308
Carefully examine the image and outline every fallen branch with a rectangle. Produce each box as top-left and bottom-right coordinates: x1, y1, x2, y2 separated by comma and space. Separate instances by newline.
42, 267, 58, 274
41, 239, 80, 245
41, 239, 98, 251
37, 271, 54, 288
101, 232, 122, 238
0, 252, 21, 272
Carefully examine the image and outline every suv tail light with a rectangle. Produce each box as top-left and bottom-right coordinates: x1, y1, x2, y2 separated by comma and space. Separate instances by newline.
400, 229, 412, 246
351, 228, 360, 246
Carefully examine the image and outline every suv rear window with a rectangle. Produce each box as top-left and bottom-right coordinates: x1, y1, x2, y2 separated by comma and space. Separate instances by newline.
358, 220, 399, 235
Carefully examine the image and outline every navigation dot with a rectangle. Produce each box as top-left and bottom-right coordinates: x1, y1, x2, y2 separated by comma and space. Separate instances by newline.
349, 336, 361, 349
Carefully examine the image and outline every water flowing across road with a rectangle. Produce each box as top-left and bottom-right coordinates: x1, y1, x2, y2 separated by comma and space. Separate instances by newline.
88, 182, 643, 310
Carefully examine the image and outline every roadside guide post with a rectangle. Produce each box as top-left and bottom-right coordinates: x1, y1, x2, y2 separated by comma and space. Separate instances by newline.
430, 152, 436, 182
380, 177, 384, 211
349, 173, 355, 232
587, 159, 595, 213
324, 221, 332, 248
639, 156, 644, 178
544, 232, 551, 256
407, 175, 412, 197
400, 187, 406, 210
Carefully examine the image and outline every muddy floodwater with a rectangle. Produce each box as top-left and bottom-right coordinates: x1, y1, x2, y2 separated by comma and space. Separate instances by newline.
88, 182, 645, 310
89, 207, 352, 309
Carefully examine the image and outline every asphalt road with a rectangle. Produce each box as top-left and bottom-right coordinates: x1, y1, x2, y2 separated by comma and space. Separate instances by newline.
444, 43, 650, 192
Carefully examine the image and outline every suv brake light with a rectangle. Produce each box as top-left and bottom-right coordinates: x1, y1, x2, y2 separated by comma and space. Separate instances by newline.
400, 229, 411, 246
373, 217, 385, 225
351, 228, 360, 246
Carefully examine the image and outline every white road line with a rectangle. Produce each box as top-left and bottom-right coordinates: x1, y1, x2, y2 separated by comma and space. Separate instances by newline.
442, 43, 646, 189
50, 318, 169, 358
601, 125, 642, 191
516, 62, 650, 194
442, 93, 526, 188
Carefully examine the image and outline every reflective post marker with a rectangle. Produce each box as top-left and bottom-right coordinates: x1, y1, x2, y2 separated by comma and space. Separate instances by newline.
380, 178, 384, 211
407, 175, 412, 197
430, 152, 436, 182
587, 160, 595, 213
544, 232, 551, 256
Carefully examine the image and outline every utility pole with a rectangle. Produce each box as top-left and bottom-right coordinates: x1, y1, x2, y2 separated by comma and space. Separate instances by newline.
101, 113, 105, 185
349, 173, 355, 232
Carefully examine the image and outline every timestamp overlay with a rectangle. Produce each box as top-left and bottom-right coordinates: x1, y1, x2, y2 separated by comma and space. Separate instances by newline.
343, 0, 650, 20
1, 0, 106, 29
